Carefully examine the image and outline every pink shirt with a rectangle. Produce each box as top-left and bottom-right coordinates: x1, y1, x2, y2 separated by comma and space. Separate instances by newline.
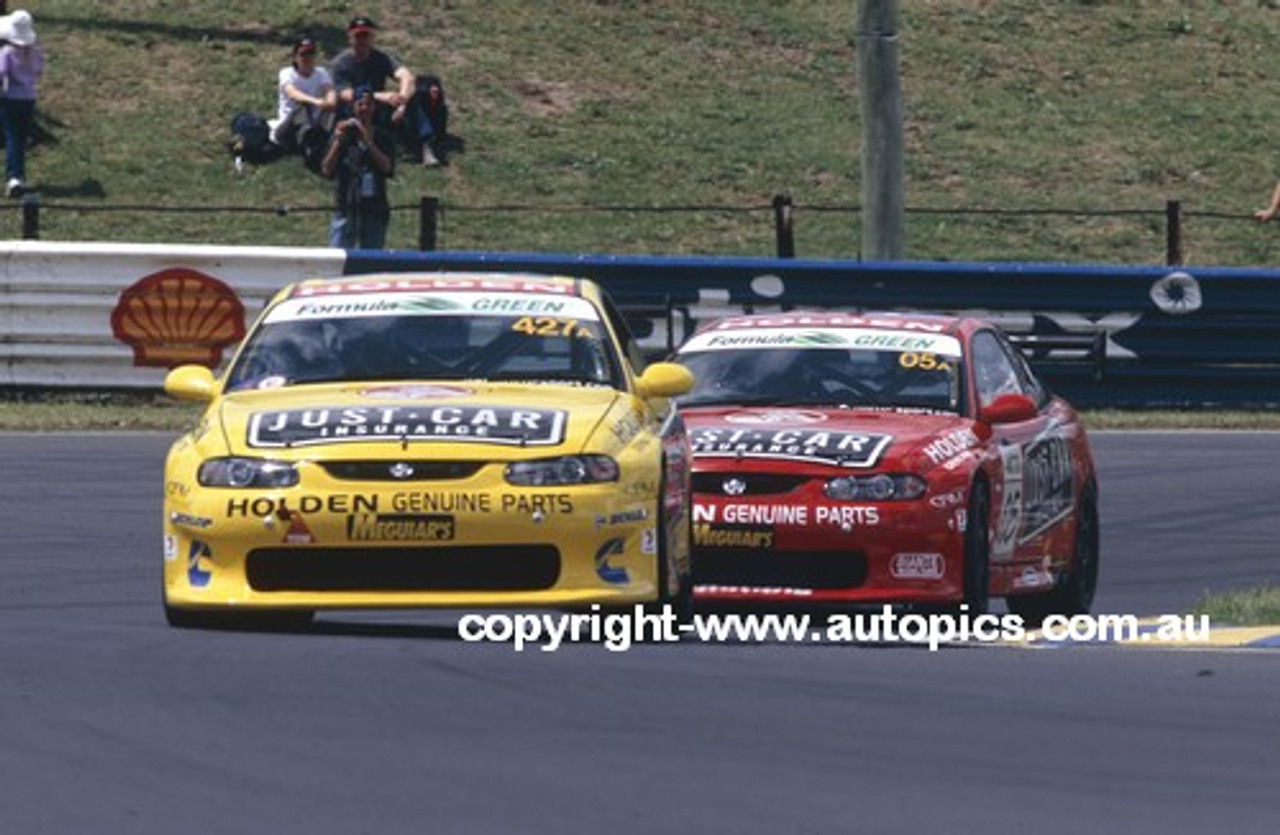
0, 44, 43, 101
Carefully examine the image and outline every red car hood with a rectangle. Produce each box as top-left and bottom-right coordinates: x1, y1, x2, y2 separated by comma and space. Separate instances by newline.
680, 405, 983, 472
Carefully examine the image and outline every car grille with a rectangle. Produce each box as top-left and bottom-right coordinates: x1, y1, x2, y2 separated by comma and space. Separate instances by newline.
246, 545, 561, 592
696, 549, 867, 590
691, 473, 810, 496
317, 460, 486, 482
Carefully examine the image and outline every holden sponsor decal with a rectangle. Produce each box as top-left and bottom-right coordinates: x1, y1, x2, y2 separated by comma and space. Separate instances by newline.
228, 494, 379, 519
392, 491, 492, 514
694, 503, 809, 525
110, 268, 246, 369
710, 314, 950, 333
292, 277, 575, 297
724, 410, 829, 425
501, 494, 574, 515
247, 406, 567, 448
347, 514, 455, 542
693, 523, 774, 549
689, 427, 892, 468
360, 385, 474, 400
922, 428, 980, 466
814, 505, 879, 527
891, 553, 945, 580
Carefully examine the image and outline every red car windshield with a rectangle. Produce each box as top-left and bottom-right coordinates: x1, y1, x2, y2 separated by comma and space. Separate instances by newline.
676, 347, 963, 413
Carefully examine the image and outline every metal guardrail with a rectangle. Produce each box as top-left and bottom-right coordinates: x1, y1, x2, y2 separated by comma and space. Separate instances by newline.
5, 242, 1280, 407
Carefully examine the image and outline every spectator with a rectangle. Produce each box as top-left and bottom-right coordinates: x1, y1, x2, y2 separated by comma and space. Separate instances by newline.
320, 85, 395, 249
327, 15, 441, 166
269, 37, 335, 150
1254, 180, 1280, 223
0, 9, 42, 197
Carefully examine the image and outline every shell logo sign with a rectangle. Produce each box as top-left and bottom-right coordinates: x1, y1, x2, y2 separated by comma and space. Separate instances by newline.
110, 268, 247, 368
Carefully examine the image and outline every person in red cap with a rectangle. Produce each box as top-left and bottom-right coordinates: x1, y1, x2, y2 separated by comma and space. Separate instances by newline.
269, 37, 335, 149
327, 15, 443, 166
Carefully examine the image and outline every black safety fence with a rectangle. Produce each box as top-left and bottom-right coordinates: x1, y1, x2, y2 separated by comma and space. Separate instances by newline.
0, 195, 1257, 267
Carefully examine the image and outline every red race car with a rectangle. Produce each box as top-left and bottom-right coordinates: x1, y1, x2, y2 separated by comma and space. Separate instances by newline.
673, 311, 1099, 620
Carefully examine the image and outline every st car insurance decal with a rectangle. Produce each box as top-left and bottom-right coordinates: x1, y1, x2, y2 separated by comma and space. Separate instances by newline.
689, 427, 892, 468
679, 327, 962, 357
264, 292, 601, 324
247, 406, 568, 448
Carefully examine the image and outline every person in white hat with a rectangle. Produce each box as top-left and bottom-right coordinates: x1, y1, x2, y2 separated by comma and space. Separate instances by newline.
0, 10, 43, 197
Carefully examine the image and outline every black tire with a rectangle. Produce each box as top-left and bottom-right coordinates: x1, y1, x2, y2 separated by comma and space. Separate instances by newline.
653, 461, 694, 628
1006, 487, 1100, 626
960, 481, 992, 615
164, 602, 314, 632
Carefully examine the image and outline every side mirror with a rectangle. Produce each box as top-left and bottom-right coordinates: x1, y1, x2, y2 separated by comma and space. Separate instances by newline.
164, 365, 217, 402
635, 362, 695, 399
979, 392, 1038, 425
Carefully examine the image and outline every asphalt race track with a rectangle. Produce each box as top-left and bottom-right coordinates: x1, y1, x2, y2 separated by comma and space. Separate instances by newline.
1, 431, 1278, 834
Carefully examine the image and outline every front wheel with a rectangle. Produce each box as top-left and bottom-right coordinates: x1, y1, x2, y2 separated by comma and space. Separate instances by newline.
652, 461, 694, 627
960, 481, 992, 615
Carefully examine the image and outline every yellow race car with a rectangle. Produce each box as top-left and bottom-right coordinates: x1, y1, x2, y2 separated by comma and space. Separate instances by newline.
162, 272, 695, 630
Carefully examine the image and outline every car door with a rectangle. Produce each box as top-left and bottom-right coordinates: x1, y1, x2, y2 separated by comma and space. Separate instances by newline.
970, 329, 1051, 564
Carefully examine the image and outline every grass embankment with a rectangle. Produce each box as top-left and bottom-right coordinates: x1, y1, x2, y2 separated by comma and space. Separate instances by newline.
12, 2, 1280, 263
1191, 587, 1280, 627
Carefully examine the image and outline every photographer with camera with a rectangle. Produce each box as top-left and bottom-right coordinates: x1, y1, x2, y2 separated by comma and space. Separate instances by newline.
321, 85, 396, 249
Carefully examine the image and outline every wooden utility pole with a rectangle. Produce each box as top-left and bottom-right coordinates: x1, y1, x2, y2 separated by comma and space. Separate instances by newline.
857, 0, 904, 260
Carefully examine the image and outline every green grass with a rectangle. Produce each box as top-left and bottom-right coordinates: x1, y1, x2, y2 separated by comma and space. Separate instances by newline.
12, 1, 1280, 263
1191, 586, 1280, 627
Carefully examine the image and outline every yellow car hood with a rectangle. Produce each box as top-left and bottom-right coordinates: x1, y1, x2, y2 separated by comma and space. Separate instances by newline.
213, 382, 623, 460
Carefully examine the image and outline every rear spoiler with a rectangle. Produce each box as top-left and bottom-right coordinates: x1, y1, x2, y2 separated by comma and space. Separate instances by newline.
1007, 332, 1107, 381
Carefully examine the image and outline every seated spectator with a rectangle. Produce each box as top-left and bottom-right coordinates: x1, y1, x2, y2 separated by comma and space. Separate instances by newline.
269, 37, 335, 151
327, 15, 443, 166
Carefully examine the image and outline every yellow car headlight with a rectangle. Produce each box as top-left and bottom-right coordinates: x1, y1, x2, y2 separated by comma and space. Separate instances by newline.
504, 455, 619, 487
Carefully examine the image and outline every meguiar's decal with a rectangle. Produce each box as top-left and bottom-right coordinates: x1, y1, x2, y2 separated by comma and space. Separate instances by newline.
689, 427, 892, 468
247, 406, 567, 448
347, 514, 455, 542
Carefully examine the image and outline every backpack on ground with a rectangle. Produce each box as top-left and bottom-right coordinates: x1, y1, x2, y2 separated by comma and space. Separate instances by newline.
297, 123, 330, 174
228, 111, 281, 166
